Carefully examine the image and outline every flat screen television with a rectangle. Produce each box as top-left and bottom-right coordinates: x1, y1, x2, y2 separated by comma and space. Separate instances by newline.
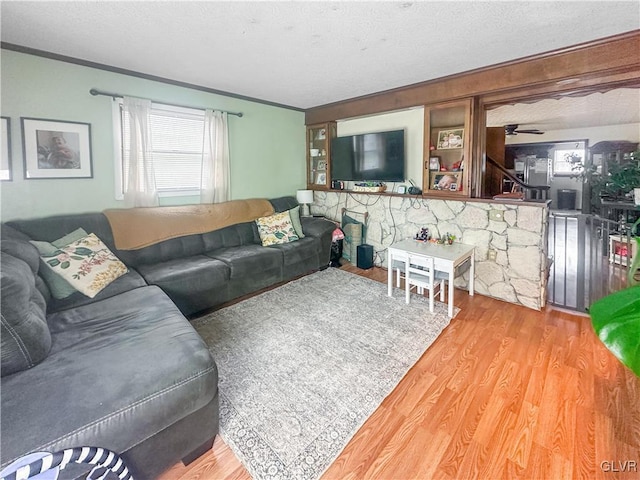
330, 129, 405, 182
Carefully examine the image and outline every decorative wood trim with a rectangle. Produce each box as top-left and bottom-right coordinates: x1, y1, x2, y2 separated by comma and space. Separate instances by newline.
305, 31, 640, 124
1, 42, 305, 113
480, 71, 640, 110
474, 101, 489, 198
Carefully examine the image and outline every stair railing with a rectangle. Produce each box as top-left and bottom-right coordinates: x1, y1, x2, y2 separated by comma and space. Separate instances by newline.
486, 155, 551, 200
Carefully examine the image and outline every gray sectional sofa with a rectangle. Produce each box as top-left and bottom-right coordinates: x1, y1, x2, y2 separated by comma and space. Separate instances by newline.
1, 196, 335, 479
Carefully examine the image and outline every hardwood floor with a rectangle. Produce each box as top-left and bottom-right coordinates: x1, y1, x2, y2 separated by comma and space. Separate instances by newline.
159, 265, 640, 480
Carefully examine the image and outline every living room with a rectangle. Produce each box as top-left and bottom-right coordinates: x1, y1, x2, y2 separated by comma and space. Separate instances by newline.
2, 2, 640, 480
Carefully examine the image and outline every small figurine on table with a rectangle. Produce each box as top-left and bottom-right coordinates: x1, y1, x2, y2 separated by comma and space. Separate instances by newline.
415, 228, 431, 242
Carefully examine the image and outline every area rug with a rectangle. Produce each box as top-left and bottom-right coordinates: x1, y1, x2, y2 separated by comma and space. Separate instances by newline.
192, 268, 456, 480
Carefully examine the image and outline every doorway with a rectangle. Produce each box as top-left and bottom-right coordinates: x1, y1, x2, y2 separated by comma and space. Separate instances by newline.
484, 87, 640, 310
503, 139, 587, 210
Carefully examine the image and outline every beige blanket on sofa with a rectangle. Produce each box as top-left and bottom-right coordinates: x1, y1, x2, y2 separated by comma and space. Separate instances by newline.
104, 199, 275, 250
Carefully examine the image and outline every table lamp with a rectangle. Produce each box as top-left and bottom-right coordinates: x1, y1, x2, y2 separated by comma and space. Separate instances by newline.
296, 189, 314, 217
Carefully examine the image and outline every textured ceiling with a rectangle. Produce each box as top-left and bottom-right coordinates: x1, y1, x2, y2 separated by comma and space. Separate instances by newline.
487, 88, 640, 132
1, 1, 639, 110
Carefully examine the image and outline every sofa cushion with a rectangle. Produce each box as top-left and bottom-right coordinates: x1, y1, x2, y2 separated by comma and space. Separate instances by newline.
206, 244, 282, 279
39, 233, 128, 298
46, 269, 147, 314
268, 237, 322, 281
269, 196, 299, 213
201, 221, 260, 251
7, 213, 116, 250
255, 211, 299, 246
114, 233, 205, 267
269, 236, 320, 267
1, 238, 40, 274
0, 235, 51, 302
300, 217, 335, 269
136, 256, 230, 316
0, 252, 51, 377
0, 286, 217, 470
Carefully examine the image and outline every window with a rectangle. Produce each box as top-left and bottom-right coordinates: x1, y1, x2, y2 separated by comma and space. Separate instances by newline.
115, 101, 205, 198
553, 146, 585, 176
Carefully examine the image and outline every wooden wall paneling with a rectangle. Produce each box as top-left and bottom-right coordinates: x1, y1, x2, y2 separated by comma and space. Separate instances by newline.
485, 127, 507, 197
480, 71, 640, 112
465, 97, 476, 197
305, 31, 640, 125
422, 107, 432, 193
469, 96, 482, 198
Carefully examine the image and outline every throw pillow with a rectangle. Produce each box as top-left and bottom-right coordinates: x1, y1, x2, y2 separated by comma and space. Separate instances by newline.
39, 233, 128, 298
30, 228, 89, 299
256, 211, 300, 246
52, 227, 89, 248
288, 205, 305, 238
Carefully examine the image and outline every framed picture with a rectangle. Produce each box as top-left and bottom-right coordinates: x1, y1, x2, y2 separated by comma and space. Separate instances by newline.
428, 156, 441, 171
396, 185, 407, 194
1, 117, 11, 181
431, 171, 463, 191
317, 160, 326, 170
315, 172, 326, 185
21, 117, 92, 179
437, 128, 464, 149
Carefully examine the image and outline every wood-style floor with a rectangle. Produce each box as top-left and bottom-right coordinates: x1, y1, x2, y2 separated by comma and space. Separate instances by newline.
159, 265, 640, 480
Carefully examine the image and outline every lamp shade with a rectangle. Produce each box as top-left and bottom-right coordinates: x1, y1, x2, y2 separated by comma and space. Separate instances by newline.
296, 189, 314, 205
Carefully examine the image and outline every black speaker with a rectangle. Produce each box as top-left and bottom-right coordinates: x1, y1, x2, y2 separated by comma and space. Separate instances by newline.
356, 244, 374, 269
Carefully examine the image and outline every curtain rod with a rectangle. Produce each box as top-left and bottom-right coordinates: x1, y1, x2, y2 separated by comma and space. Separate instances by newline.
89, 88, 243, 117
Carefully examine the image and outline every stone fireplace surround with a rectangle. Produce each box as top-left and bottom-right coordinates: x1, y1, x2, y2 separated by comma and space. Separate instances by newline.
312, 191, 549, 310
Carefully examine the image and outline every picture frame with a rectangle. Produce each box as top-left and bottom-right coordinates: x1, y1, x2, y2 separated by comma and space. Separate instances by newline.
315, 172, 326, 185
1, 117, 12, 181
431, 171, 463, 191
396, 185, 407, 194
436, 128, 464, 149
21, 117, 93, 179
428, 156, 441, 171
317, 160, 326, 170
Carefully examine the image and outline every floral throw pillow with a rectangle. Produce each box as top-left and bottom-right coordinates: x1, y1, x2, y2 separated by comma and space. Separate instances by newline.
40, 233, 128, 298
255, 211, 300, 246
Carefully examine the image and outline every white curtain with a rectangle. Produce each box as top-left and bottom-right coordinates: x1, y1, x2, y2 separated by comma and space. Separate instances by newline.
123, 96, 158, 207
201, 109, 230, 203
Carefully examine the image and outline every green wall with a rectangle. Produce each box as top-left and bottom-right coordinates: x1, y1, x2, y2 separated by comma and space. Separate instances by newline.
0, 50, 306, 221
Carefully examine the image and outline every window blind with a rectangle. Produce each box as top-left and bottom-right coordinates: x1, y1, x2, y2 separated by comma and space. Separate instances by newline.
121, 104, 205, 192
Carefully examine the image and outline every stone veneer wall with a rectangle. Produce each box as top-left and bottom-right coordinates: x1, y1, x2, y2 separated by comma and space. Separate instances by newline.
311, 192, 550, 310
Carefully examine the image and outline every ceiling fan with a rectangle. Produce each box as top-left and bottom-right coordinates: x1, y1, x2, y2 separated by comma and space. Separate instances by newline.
504, 124, 544, 136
